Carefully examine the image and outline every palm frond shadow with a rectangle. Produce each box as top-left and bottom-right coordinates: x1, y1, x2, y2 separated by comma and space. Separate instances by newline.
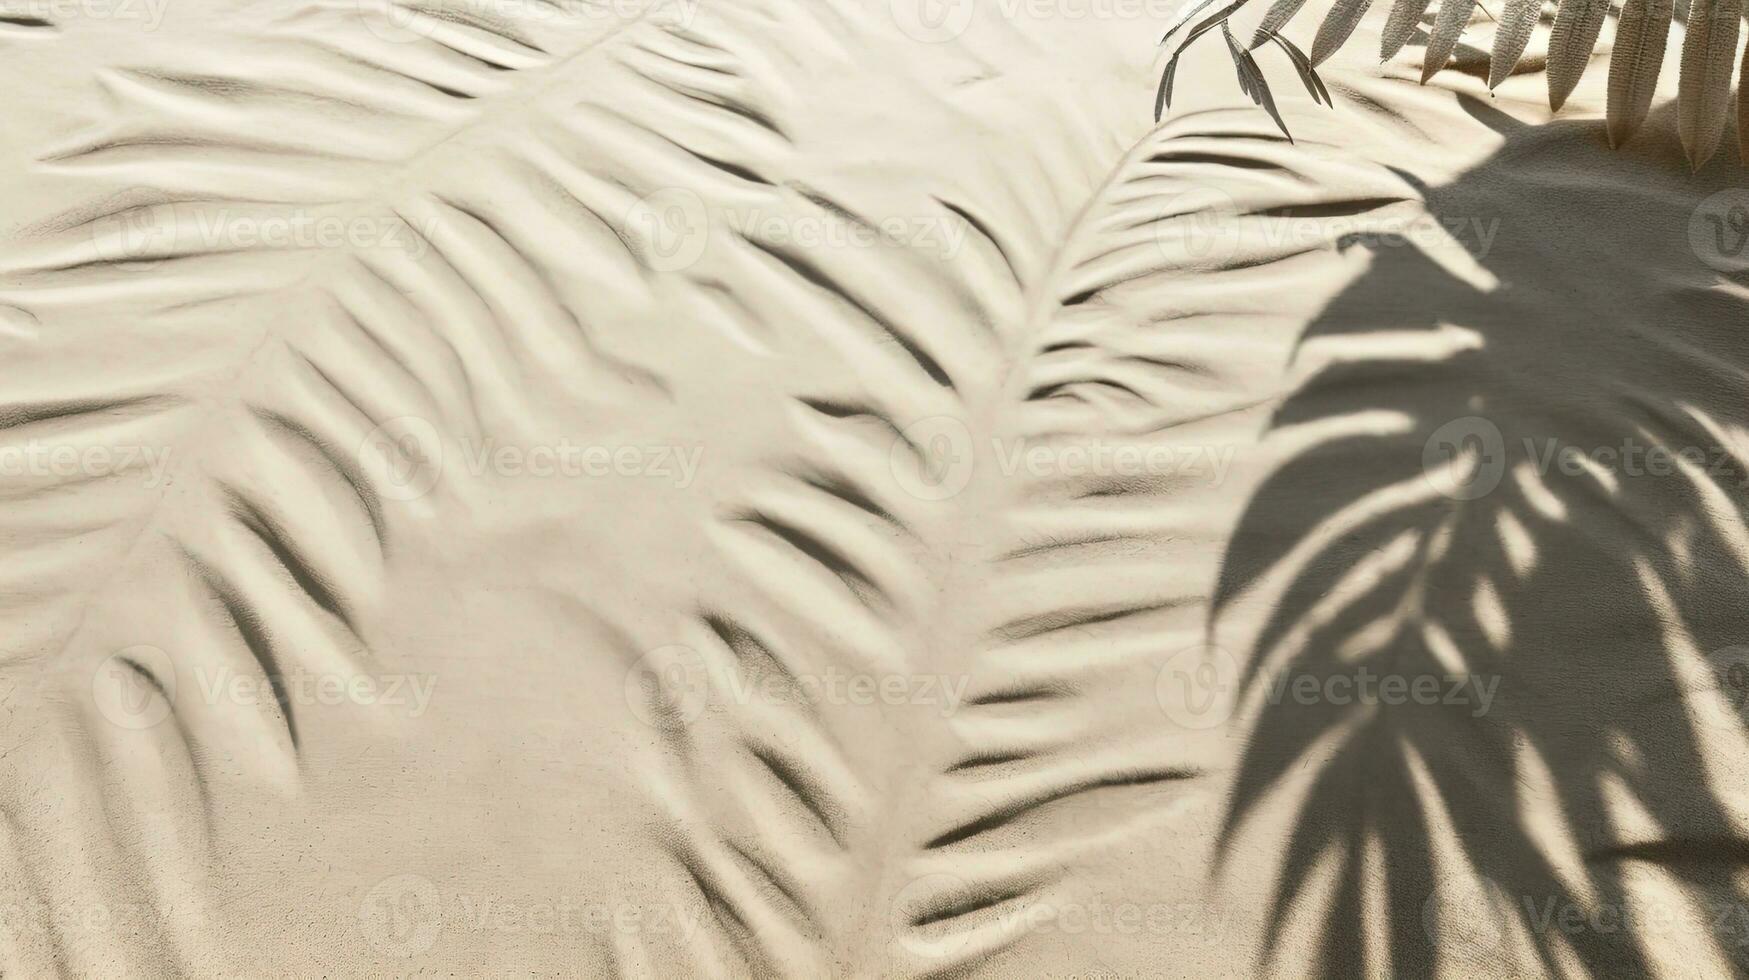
1216, 98, 1749, 975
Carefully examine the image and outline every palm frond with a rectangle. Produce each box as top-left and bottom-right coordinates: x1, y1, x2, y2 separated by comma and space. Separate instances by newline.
1252, 0, 1314, 46
1548, 0, 1615, 109
1607, 0, 1677, 144
1162, 0, 1238, 45
1312, 0, 1381, 63
1381, 0, 1438, 58
1266, 29, 1336, 103
1679, 0, 1744, 165
1156, 0, 1254, 119
1157, 0, 1749, 166
1423, 0, 1480, 81
1739, 23, 1749, 159
1490, 0, 1549, 87
1225, 21, 1296, 139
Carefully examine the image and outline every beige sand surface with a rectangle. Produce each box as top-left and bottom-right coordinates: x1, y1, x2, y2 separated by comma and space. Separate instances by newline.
1, 0, 1747, 975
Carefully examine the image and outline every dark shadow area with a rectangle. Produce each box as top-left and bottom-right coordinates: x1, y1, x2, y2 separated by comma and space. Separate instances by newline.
1215, 95, 1749, 976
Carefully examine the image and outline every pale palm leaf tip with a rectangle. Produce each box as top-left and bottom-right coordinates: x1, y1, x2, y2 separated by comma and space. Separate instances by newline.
1155, 0, 1749, 166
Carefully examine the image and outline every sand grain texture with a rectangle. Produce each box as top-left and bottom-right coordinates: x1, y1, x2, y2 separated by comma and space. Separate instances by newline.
0, 0, 1747, 976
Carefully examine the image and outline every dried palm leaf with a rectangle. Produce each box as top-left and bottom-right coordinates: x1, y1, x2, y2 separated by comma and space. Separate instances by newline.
1156, 0, 1749, 167
1251, 0, 1313, 46
1158, 5, 1251, 118
1224, 20, 1295, 139
1424, 0, 1480, 81
1381, 0, 1437, 59
1265, 29, 1336, 103
1678, 0, 1744, 165
1489, 0, 1549, 87
1311, 0, 1380, 63
1548, 0, 1615, 109
1740, 35, 1749, 162
1607, 0, 1677, 145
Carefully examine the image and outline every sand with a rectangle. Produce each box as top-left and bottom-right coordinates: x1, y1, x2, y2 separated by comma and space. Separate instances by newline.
0, 0, 1747, 975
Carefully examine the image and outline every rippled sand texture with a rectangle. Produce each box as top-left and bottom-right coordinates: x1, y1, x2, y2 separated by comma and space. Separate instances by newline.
2, 0, 1748, 975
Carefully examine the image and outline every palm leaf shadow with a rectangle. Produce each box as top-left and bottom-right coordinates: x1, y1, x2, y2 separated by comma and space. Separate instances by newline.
1215, 97, 1749, 975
